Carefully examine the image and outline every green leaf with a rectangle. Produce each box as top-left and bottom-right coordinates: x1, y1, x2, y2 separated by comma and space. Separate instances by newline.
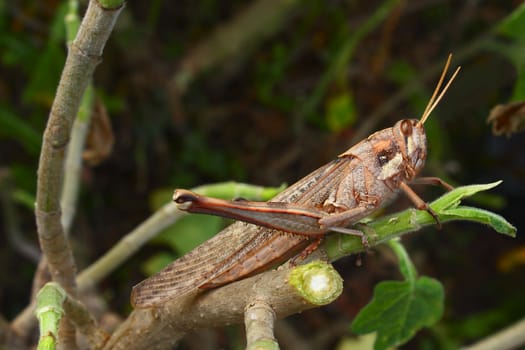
351, 240, 444, 349
496, 2, 525, 38
431, 181, 503, 212
153, 214, 224, 254
352, 277, 444, 350
441, 206, 516, 237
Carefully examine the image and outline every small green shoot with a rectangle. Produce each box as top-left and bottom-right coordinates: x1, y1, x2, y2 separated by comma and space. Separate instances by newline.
35, 282, 66, 350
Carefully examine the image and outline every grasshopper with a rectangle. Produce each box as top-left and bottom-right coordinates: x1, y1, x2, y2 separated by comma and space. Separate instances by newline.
131, 55, 460, 308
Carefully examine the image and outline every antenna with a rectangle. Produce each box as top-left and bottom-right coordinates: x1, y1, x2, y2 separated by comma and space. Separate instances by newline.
420, 54, 461, 125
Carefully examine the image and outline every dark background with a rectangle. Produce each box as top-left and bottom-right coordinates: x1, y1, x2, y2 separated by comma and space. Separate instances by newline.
1, 1, 524, 349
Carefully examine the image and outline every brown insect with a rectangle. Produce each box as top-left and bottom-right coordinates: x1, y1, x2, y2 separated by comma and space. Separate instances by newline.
131, 55, 460, 308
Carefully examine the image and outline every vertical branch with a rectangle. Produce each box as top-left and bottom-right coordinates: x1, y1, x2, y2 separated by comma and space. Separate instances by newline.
35, 0, 124, 347
61, 0, 96, 235
36, 0, 123, 298
61, 83, 95, 234
244, 300, 278, 348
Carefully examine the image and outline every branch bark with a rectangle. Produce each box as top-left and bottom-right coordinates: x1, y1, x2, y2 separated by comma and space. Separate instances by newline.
104, 261, 336, 349
245, 300, 278, 348
463, 317, 525, 350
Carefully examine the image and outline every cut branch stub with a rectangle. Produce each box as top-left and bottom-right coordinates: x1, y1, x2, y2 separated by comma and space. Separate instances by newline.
288, 260, 343, 305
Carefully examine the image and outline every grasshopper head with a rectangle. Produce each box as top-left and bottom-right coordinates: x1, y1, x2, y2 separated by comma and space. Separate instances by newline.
393, 119, 427, 180
393, 54, 460, 181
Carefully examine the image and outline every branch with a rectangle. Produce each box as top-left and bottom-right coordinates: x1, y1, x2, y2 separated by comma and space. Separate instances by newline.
60, 83, 95, 235
245, 301, 278, 350
35, 0, 124, 347
35, 283, 65, 350
62, 292, 108, 349
463, 317, 525, 350
35, 282, 108, 350
104, 261, 341, 349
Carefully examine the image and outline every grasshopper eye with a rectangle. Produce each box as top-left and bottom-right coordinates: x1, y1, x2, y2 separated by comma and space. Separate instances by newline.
400, 120, 413, 136
377, 148, 394, 166
174, 195, 192, 204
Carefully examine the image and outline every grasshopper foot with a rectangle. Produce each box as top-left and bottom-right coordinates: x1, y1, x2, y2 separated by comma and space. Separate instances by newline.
328, 226, 368, 247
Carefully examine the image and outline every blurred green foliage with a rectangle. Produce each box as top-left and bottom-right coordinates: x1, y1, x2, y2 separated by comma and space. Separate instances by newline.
496, 3, 525, 101
325, 92, 357, 132
0, 105, 41, 155
0, 2, 67, 207
1, 1, 524, 348
255, 43, 295, 112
